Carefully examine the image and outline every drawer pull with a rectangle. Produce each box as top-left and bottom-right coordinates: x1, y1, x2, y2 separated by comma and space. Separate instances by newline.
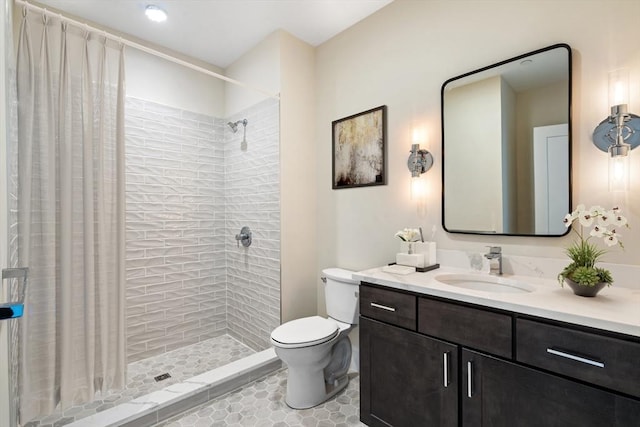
370, 302, 396, 312
467, 361, 473, 398
546, 348, 605, 368
443, 352, 450, 387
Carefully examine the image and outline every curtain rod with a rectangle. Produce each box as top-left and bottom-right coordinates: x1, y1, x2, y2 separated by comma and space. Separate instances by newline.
14, 0, 280, 100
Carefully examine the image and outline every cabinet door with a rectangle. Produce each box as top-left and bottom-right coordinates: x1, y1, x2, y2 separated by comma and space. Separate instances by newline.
462, 349, 640, 427
360, 317, 457, 427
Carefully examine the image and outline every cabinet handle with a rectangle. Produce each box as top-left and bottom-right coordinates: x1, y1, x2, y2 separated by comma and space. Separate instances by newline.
443, 352, 450, 387
370, 302, 396, 312
546, 348, 605, 368
467, 361, 473, 398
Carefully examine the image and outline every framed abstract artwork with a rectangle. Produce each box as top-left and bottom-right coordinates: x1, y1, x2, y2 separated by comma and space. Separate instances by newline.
332, 105, 387, 189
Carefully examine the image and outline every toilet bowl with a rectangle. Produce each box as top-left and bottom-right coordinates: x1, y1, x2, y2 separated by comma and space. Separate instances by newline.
270, 268, 359, 409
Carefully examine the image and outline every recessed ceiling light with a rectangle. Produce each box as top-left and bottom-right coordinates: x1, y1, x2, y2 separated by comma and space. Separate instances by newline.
145, 5, 167, 23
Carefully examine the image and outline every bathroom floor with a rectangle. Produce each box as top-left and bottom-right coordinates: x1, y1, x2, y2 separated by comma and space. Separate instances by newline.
157, 369, 365, 427
24, 334, 255, 427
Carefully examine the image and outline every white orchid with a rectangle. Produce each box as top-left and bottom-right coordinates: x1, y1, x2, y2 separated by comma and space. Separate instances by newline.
612, 213, 628, 228
558, 204, 629, 289
604, 231, 620, 247
578, 210, 595, 227
564, 205, 628, 248
589, 224, 605, 238
395, 228, 421, 242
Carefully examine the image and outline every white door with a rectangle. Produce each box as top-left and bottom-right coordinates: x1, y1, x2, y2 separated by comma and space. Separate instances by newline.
533, 124, 569, 235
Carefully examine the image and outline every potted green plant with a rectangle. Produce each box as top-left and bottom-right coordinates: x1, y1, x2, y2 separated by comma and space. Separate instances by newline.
558, 204, 628, 297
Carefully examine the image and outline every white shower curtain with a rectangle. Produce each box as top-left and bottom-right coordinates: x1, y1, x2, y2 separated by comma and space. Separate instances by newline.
16, 9, 126, 422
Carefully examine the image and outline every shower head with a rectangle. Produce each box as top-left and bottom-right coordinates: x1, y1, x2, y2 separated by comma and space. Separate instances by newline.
227, 119, 248, 133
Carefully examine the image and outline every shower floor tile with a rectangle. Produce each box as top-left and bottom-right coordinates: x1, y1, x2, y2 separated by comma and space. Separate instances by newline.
25, 334, 255, 427
156, 369, 365, 427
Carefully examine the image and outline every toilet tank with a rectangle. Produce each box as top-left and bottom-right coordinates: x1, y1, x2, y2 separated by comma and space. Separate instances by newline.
322, 268, 360, 325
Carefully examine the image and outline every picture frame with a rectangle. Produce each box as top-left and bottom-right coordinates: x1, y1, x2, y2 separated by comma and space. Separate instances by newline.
332, 105, 387, 189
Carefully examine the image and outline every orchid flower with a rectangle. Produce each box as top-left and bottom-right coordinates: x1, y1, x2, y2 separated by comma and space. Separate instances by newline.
395, 228, 421, 242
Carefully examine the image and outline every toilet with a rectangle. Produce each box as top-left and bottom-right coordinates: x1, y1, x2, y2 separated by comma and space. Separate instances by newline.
270, 268, 359, 409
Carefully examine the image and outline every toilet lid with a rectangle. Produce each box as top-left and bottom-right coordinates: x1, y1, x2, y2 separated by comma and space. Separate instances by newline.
271, 316, 339, 348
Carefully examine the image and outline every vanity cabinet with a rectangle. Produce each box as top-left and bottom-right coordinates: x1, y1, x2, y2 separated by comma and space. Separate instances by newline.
462, 349, 640, 426
359, 287, 458, 427
359, 282, 640, 427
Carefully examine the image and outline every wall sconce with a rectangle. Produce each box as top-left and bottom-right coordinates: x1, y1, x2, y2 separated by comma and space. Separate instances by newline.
407, 143, 434, 200
592, 69, 640, 191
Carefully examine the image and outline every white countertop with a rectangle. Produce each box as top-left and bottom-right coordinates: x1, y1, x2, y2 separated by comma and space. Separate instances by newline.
354, 266, 640, 338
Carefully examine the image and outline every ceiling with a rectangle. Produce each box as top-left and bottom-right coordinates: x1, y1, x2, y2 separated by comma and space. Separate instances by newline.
33, 0, 393, 68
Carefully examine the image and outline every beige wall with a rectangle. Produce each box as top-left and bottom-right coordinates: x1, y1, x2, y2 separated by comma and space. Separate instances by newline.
315, 0, 640, 304
126, 49, 225, 117
445, 76, 503, 232
226, 30, 317, 323
12, 3, 226, 118
279, 33, 317, 323
225, 31, 281, 116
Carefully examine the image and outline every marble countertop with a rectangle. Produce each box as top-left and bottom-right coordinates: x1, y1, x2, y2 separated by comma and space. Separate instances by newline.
354, 266, 640, 338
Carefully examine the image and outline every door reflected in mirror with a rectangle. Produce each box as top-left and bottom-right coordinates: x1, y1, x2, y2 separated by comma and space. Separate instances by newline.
442, 44, 571, 236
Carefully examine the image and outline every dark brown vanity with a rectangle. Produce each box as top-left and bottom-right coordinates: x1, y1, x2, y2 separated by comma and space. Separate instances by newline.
359, 282, 640, 426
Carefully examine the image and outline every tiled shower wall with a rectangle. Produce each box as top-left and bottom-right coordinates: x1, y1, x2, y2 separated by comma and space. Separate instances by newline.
124, 97, 280, 361
225, 98, 280, 350
124, 98, 227, 362
8, 94, 279, 368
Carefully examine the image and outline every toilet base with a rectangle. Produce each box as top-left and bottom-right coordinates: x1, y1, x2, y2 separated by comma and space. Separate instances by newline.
285, 373, 350, 410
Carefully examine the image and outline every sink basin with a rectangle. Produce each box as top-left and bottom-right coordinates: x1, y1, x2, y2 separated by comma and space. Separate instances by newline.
434, 274, 534, 294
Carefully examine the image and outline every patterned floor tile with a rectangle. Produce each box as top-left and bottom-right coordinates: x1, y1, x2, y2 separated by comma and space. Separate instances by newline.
157, 369, 365, 427
24, 335, 255, 427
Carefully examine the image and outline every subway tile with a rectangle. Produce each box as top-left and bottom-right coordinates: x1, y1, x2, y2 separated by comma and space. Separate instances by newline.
163, 133, 199, 148
127, 292, 165, 307
143, 101, 182, 116
164, 237, 199, 247
145, 332, 185, 350
144, 212, 184, 222
145, 297, 185, 314
164, 270, 199, 282
127, 274, 165, 287
127, 256, 166, 269
145, 246, 183, 257
126, 267, 147, 279
123, 97, 280, 360
145, 280, 183, 295
182, 110, 215, 123
164, 303, 200, 319
146, 264, 183, 276
145, 229, 183, 239
128, 328, 167, 345
127, 310, 165, 327
126, 126, 165, 140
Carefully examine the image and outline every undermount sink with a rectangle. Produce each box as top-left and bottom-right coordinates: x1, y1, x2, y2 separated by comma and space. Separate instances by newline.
434, 273, 535, 294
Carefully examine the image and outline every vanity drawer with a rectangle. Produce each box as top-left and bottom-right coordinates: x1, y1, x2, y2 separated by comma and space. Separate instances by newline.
516, 318, 640, 398
418, 297, 512, 358
360, 284, 416, 330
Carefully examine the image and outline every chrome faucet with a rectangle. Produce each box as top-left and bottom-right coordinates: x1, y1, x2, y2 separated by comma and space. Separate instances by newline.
484, 246, 503, 275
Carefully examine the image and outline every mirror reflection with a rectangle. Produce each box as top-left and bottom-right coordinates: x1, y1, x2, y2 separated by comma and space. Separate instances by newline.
442, 44, 571, 236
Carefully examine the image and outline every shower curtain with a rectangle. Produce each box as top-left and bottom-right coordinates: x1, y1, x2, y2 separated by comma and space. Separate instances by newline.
15, 9, 126, 421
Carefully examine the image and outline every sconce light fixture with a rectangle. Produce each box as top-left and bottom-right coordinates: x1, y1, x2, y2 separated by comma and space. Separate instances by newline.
592, 69, 640, 191
407, 143, 434, 200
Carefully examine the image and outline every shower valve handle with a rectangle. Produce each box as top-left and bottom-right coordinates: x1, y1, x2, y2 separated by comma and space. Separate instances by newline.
235, 226, 252, 248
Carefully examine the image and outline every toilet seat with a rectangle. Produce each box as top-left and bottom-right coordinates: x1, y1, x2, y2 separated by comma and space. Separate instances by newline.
271, 316, 339, 349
